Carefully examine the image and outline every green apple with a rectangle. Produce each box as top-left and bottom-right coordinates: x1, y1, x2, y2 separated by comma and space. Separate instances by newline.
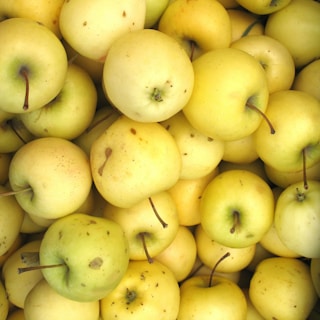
24, 278, 100, 320
178, 274, 247, 319
90, 115, 181, 208
0, 17, 68, 114
310, 258, 320, 297
38, 213, 129, 302
235, 0, 292, 14
293, 58, 320, 101
100, 260, 180, 320
158, 0, 231, 60
103, 191, 179, 262
274, 180, 320, 258
8, 137, 92, 219
231, 34, 295, 94
265, 0, 320, 68
195, 224, 256, 273
19, 63, 97, 140
0, 279, 9, 320
254, 90, 320, 173
145, 0, 169, 28
0, 185, 24, 256
59, 0, 146, 62
103, 28, 194, 123
2, 240, 43, 309
249, 257, 318, 319
200, 169, 274, 248
154, 225, 197, 282
182, 47, 269, 141
161, 111, 224, 179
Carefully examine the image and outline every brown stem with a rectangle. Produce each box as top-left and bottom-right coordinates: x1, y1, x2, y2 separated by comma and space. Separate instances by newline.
138, 232, 153, 264
18, 263, 65, 274
20, 67, 30, 111
0, 187, 32, 197
189, 40, 196, 61
148, 197, 168, 228
230, 210, 240, 234
208, 252, 230, 287
302, 147, 308, 190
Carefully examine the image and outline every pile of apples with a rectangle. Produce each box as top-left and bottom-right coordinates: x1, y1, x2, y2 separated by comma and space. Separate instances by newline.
1, 0, 320, 319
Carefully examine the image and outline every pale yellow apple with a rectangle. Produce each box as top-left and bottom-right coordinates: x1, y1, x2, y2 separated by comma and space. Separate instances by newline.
158, 0, 231, 60
144, 0, 169, 28
154, 225, 197, 282
242, 288, 265, 320
231, 34, 295, 93
0, 233, 25, 268
236, 0, 292, 14
20, 212, 47, 234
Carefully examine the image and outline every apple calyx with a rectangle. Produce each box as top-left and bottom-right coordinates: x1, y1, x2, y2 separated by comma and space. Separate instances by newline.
138, 232, 154, 264
189, 40, 197, 61
148, 197, 168, 228
230, 210, 241, 234
208, 252, 230, 287
19, 67, 30, 111
0, 187, 32, 197
151, 88, 164, 102
295, 188, 306, 202
246, 100, 276, 134
125, 288, 137, 304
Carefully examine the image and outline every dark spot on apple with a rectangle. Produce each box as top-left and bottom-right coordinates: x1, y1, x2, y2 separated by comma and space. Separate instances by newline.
88, 219, 97, 225
165, 124, 170, 130
183, 152, 188, 156
83, 21, 87, 26
81, 283, 86, 287
155, 282, 159, 287
59, 231, 63, 240
140, 273, 146, 281
98, 147, 113, 176
130, 128, 136, 135
88, 257, 103, 269
190, 133, 195, 138
122, 10, 126, 17
208, 137, 213, 142
106, 230, 110, 236
246, 233, 254, 238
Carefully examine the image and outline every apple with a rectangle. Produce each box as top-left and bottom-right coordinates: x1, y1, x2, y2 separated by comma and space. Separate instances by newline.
154, 225, 197, 282
254, 90, 320, 174
161, 111, 224, 179
144, 0, 169, 28
274, 180, 320, 258
2, 240, 43, 309
19, 63, 97, 140
100, 260, 180, 320
195, 224, 256, 273
249, 257, 318, 319
231, 34, 296, 94
310, 258, 320, 297
37, 213, 129, 302
264, 0, 320, 69
19, 211, 47, 234
0, 279, 9, 320
103, 28, 194, 123
292, 58, 320, 101
8, 137, 93, 219
217, 0, 240, 9
245, 243, 275, 273
0, 233, 25, 268
59, 0, 146, 62
90, 115, 182, 208
235, 0, 292, 15
182, 47, 270, 141
103, 191, 179, 262
158, 0, 231, 60
200, 169, 274, 248
0, 17, 68, 114
242, 288, 264, 320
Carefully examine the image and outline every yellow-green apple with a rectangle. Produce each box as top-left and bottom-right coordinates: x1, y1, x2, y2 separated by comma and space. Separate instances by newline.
310, 258, 320, 297
264, 0, 320, 69
103, 191, 179, 262
37, 213, 129, 302
161, 111, 224, 179
249, 257, 318, 319
227, 9, 264, 43
19, 63, 97, 140
0, 185, 24, 255
158, 0, 231, 60
24, 278, 100, 320
0, 0, 64, 38
144, 0, 169, 28
242, 288, 265, 320
20, 211, 47, 234
103, 28, 194, 123
90, 115, 181, 208
0, 279, 9, 320
0, 233, 25, 268
293, 58, 320, 101
154, 225, 197, 282
2, 240, 43, 309
73, 105, 121, 156
274, 180, 320, 258
59, 0, 146, 62
254, 90, 320, 173
231, 34, 295, 94
168, 168, 219, 226
195, 224, 256, 273
100, 260, 180, 320
0, 18, 68, 114
0, 153, 11, 184
235, 0, 292, 14
200, 170, 274, 248
8, 137, 92, 219
177, 273, 247, 319
183, 47, 269, 141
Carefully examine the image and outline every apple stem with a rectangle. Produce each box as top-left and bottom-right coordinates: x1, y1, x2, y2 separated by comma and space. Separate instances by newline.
302, 147, 308, 190
148, 197, 168, 228
230, 210, 240, 234
208, 252, 230, 287
20, 67, 30, 111
18, 263, 65, 274
138, 232, 153, 264
0, 187, 32, 197
189, 40, 196, 61
151, 88, 163, 102
246, 101, 275, 134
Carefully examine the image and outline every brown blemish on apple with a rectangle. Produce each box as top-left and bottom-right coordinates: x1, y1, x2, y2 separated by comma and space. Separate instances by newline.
130, 128, 136, 135
88, 257, 103, 269
98, 147, 112, 176
82, 21, 87, 26
122, 10, 126, 17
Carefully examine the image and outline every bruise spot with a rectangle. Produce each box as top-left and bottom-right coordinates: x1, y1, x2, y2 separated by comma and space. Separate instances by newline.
130, 128, 136, 135
98, 147, 112, 176
89, 257, 103, 269
83, 21, 87, 26
122, 10, 126, 17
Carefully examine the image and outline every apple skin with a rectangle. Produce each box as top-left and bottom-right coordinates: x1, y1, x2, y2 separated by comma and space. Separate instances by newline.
0, 17, 68, 114
235, 0, 292, 15
310, 258, 320, 297
200, 170, 274, 248
144, 0, 169, 28
0, 279, 9, 320
39, 213, 129, 302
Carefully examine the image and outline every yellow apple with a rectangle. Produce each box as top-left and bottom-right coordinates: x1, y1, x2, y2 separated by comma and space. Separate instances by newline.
236, 0, 292, 14
0, 233, 25, 268
144, 0, 169, 28
242, 288, 265, 320
0, 279, 9, 320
